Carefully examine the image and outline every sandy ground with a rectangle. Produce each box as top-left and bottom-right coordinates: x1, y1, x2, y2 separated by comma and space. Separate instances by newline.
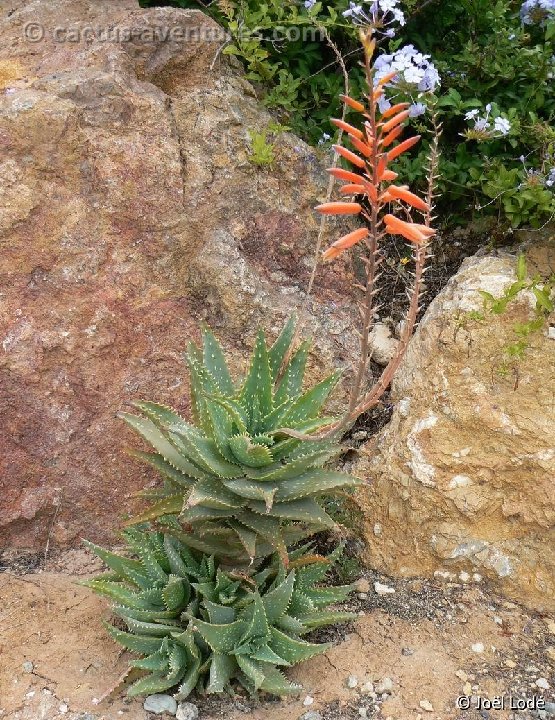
0, 550, 554, 720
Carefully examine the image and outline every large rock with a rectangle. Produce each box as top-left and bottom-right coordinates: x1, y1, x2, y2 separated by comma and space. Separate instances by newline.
356, 247, 555, 611
0, 0, 357, 548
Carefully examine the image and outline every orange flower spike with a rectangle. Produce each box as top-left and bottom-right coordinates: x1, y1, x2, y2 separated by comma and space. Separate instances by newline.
381, 109, 411, 134
340, 184, 367, 195
382, 169, 398, 181
315, 201, 362, 215
382, 125, 404, 148
377, 70, 399, 87
339, 94, 365, 113
330, 118, 364, 140
333, 144, 367, 169
349, 136, 372, 158
388, 135, 421, 162
381, 102, 410, 119
372, 88, 384, 101
388, 185, 430, 212
327, 168, 367, 184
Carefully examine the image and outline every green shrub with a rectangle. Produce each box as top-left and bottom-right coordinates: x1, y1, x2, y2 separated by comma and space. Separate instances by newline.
139, 0, 555, 228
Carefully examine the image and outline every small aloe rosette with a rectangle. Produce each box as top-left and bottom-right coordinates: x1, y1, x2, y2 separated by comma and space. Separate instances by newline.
120, 317, 360, 567
84, 527, 356, 698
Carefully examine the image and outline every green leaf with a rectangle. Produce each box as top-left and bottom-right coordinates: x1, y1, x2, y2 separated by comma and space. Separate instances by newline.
235, 655, 266, 690
187, 477, 243, 510
268, 316, 296, 380
127, 673, 175, 697
128, 451, 195, 487
170, 428, 240, 479
104, 622, 164, 654
125, 495, 184, 526
276, 468, 360, 501
258, 666, 302, 695
163, 576, 187, 611
202, 327, 235, 395
249, 498, 336, 529
83, 541, 150, 589
207, 653, 237, 693
269, 627, 330, 663
203, 600, 236, 624
193, 618, 248, 653
297, 611, 357, 629
274, 341, 310, 407
279, 372, 341, 425
228, 434, 274, 467
227, 520, 258, 560
516, 253, 527, 282
262, 571, 295, 621
81, 579, 148, 609
119, 413, 207, 480
241, 331, 273, 420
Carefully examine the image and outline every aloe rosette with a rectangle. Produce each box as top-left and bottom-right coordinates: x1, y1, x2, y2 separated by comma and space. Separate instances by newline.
120, 318, 360, 566
84, 527, 356, 697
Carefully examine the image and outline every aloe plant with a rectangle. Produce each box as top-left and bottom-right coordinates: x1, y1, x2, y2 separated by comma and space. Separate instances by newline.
120, 318, 360, 566
84, 527, 356, 698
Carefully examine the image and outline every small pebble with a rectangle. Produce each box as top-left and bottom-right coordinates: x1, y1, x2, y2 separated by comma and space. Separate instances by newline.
376, 677, 393, 694
59, 705, 69, 715
402, 647, 414, 656
22, 661, 34, 673
419, 699, 434, 712
456, 670, 468, 681
144, 694, 178, 716
176, 702, 199, 720
471, 643, 485, 653
505, 659, 517, 668
358, 592, 368, 600
358, 709, 368, 718
355, 578, 370, 594
459, 572, 470, 583
374, 582, 395, 596
303, 696, 314, 707
494, 616, 503, 625
347, 675, 358, 689
463, 682, 472, 695
546, 621, 555, 634
300, 712, 322, 720
536, 677, 550, 690
361, 682, 374, 695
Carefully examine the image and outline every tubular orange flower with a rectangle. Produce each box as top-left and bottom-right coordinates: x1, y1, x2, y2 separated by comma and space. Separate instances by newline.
349, 136, 372, 158
384, 214, 436, 244
381, 102, 410, 119
381, 125, 404, 148
339, 94, 365, 113
327, 168, 367, 184
331, 118, 364, 140
381, 109, 410, 134
376, 70, 399, 87
339, 184, 367, 195
323, 227, 369, 261
315, 202, 362, 215
382, 170, 399, 181
388, 185, 430, 212
321, 246, 343, 261
388, 135, 421, 161
333, 145, 367, 169
376, 154, 389, 182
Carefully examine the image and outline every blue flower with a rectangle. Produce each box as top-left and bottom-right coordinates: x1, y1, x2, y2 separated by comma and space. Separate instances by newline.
409, 102, 427, 117
520, 0, 555, 25
493, 117, 511, 136
304, 0, 317, 8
